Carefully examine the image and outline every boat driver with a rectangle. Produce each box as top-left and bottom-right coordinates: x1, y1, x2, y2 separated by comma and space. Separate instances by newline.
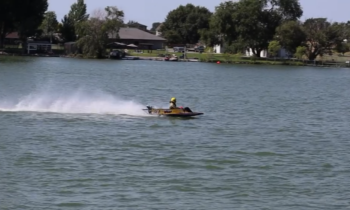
169, 97, 193, 112
169, 97, 177, 109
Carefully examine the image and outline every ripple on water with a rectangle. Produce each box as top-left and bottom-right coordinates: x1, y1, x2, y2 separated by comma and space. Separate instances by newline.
56, 203, 86, 207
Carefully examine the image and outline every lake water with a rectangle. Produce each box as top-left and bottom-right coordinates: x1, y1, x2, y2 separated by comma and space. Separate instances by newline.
1, 58, 350, 210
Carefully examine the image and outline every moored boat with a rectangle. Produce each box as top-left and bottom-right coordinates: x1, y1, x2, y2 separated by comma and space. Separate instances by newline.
164, 54, 178, 61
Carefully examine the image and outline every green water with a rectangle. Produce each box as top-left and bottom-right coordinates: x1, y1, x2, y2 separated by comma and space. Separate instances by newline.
1, 58, 350, 209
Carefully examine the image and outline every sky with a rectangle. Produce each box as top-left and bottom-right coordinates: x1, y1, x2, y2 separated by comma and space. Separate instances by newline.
48, 0, 350, 29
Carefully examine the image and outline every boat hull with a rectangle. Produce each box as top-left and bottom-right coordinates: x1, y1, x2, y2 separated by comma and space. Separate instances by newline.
143, 106, 203, 117
164, 112, 203, 117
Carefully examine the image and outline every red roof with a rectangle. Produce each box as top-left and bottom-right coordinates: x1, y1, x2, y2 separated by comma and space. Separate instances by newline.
6, 32, 19, 39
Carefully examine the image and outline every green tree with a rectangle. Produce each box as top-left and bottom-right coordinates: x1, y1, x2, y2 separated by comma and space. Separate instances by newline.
40, 11, 58, 43
76, 6, 124, 58
15, 0, 48, 53
68, 0, 89, 23
163, 30, 182, 44
61, 0, 89, 42
201, 1, 239, 48
268, 41, 281, 57
275, 20, 306, 55
332, 22, 350, 41
161, 4, 212, 44
0, 0, 48, 50
76, 18, 108, 58
104, 6, 124, 39
302, 18, 343, 60
335, 42, 350, 55
126, 20, 140, 27
199, 28, 221, 47
61, 15, 76, 42
223, 41, 247, 54
0, 0, 16, 48
150, 22, 161, 32
209, 1, 240, 46
57, 23, 63, 33
210, 0, 302, 57
295, 46, 306, 59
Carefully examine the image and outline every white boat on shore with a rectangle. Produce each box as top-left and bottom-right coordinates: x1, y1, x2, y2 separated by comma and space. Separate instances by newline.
164, 54, 178, 61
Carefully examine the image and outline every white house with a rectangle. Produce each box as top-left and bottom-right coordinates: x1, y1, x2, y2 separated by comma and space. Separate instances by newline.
213, 44, 224, 53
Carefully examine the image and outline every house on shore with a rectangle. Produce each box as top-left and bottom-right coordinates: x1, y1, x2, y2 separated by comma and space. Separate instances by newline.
109, 27, 166, 50
4, 32, 55, 54
64, 27, 167, 54
4, 32, 21, 45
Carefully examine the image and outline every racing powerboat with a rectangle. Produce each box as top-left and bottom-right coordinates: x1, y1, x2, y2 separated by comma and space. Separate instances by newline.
143, 105, 203, 117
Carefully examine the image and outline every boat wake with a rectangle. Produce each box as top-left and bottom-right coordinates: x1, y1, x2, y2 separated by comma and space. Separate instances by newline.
0, 89, 147, 116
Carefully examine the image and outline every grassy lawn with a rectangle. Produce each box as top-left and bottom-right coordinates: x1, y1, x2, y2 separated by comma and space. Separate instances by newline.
127, 50, 305, 65
129, 49, 347, 59
322, 53, 350, 63
0, 55, 30, 62
2, 44, 65, 55
128, 50, 236, 60
3, 44, 64, 49
127, 50, 202, 58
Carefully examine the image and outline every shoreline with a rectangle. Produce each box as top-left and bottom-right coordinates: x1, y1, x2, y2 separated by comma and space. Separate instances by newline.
1, 53, 348, 68
119, 55, 344, 68
123, 54, 350, 68
121, 56, 200, 62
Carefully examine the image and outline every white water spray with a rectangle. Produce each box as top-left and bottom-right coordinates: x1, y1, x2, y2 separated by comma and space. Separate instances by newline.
0, 89, 147, 116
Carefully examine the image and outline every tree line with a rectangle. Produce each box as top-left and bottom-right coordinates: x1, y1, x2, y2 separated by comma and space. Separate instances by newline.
0, 0, 128, 58
1, 0, 350, 60
160, 0, 350, 60
0, 0, 48, 50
